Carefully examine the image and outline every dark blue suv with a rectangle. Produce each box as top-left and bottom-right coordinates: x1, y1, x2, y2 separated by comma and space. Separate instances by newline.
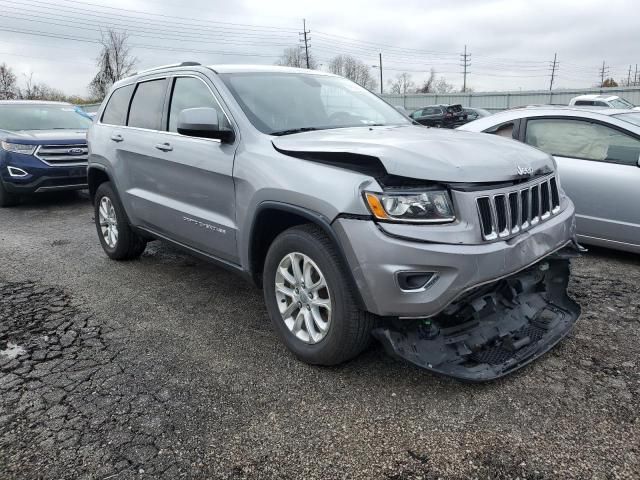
0, 100, 92, 207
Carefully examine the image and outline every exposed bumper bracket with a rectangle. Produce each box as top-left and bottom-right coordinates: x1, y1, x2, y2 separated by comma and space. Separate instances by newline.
373, 247, 581, 382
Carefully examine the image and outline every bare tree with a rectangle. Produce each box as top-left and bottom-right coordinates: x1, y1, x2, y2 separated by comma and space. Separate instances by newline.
275, 47, 318, 69
415, 69, 436, 93
387, 72, 415, 95
19, 72, 70, 101
327, 55, 378, 91
0, 63, 18, 100
89, 29, 137, 100
433, 76, 456, 94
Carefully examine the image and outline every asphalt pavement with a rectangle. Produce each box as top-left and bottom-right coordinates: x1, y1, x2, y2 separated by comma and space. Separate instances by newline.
1, 192, 638, 479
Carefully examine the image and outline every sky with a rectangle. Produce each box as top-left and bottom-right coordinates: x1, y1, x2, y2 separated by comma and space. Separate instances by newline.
0, 0, 639, 97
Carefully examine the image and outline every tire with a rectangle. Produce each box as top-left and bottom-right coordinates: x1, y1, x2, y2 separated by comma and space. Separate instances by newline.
94, 182, 146, 260
263, 224, 376, 366
0, 180, 19, 207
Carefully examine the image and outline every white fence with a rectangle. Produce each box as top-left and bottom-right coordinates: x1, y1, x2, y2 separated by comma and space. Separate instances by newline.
380, 86, 640, 113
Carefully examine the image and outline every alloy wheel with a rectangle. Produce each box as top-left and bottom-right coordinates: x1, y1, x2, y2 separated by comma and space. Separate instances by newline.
98, 196, 118, 248
275, 252, 332, 344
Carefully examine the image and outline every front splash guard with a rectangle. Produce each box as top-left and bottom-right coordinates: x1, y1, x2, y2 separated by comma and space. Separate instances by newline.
372, 248, 581, 382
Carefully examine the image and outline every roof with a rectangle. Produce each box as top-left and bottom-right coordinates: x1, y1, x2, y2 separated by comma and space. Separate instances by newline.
0, 100, 71, 106
509, 105, 630, 116
458, 105, 640, 133
571, 94, 619, 101
209, 64, 335, 75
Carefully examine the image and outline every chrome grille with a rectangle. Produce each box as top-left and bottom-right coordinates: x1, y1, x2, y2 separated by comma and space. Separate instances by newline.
35, 144, 88, 166
476, 176, 561, 241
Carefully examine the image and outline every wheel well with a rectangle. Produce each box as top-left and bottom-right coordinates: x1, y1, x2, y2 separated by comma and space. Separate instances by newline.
249, 208, 310, 286
88, 168, 110, 202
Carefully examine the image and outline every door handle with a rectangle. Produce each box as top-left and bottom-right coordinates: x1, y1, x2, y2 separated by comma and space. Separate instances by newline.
110, 134, 124, 142
155, 142, 173, 152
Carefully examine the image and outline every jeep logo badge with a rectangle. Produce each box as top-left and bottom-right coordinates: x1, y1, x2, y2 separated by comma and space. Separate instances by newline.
517, 165, 534, 176
68, 148, 84, 155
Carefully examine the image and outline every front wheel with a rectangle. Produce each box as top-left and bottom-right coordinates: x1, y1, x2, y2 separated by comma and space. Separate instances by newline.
263, 224, 376, 365
94, 182, 147, 260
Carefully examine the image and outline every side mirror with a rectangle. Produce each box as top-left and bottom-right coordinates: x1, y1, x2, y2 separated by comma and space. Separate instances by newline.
177, 107, 234, 142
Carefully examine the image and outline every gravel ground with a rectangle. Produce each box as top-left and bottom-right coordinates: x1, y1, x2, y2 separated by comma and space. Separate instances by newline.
0, 192, 639, 479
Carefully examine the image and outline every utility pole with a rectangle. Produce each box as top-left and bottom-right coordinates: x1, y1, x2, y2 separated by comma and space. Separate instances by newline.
460, 45, 471, 93
599, 60, 609, 87
378, 53, 383, 95
549, 53, 558, 91
300, 19, 311, 69
627, 65, 632, 87
635, 64, 638, 86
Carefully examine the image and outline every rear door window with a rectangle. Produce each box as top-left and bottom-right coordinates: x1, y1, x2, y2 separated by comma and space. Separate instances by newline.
573, 101, 594, 106
127, 79, 167, 130
525, 118, 640, 166
101, 84, 135, 126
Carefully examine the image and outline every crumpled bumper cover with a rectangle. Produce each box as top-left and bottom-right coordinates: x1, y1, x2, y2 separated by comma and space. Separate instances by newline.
372, 246, 581, 382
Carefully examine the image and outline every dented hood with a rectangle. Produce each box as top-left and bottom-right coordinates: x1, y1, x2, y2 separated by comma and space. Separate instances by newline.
272, 125, 554, 182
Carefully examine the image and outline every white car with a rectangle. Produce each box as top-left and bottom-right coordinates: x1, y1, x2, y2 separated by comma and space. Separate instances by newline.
460, 106, 640, 253
569, 94, 639, 110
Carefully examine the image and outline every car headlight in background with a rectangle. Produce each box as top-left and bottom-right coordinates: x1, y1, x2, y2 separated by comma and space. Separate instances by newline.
1, 141, 37, 155
364, 190, 455, 223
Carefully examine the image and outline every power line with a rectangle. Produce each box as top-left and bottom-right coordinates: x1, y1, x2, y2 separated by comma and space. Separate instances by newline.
0, 0, 298, 38
26, 0, 299, 32
0, 25, 285, 58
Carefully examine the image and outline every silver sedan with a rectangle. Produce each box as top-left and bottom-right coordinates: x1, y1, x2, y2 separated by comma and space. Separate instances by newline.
460, 107, 640, 253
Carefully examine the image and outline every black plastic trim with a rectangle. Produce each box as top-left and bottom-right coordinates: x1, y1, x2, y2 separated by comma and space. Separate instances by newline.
249, 201, 367, 309
136, 226, 251, 281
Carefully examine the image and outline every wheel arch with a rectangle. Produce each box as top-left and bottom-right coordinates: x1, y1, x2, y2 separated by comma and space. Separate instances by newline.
87, 165, 112, 202
248, 202, 366, 309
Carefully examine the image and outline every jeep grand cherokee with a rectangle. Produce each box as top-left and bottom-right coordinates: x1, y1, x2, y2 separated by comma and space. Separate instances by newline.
87, 63, 581, 381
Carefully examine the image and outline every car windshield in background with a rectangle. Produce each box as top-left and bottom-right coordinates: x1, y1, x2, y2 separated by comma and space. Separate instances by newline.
609, 98, 635, 109
219, 72, 411, 135
614, 112, 640, 127
0, 105, 92, 131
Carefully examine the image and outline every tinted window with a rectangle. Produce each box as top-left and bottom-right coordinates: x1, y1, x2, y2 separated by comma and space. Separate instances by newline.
594, 101, 609, 107
574, 101, 593, 106
168, 77, 227, 133
128, 79, 167, 130
101, 84, 134, 126
525, 118, 640, 166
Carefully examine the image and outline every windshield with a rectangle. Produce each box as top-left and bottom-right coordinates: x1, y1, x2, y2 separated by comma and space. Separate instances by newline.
0, 104, 92, 131
609, 98, 634, 108
219, 72, 410, 134
613, 112, 640, 127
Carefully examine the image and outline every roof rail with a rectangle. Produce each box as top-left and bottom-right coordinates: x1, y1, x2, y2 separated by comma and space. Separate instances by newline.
133, 61, 201, 75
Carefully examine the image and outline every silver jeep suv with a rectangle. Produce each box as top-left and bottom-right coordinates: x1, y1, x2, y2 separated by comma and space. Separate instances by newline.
87, 63, 581, 381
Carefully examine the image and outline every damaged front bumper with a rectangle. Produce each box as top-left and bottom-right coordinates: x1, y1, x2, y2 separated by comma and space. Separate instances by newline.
372, 246, 581, 382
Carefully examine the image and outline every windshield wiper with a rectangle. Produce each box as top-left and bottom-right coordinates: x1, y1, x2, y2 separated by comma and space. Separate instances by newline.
270, 127, 323, 136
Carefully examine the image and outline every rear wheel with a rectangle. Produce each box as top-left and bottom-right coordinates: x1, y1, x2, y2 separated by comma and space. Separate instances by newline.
94, 182, 147, 260
0, 181, 19, 207
263, 224, 376, 365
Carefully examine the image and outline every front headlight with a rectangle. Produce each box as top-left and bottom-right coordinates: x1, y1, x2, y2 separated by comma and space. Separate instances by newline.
1, 141, 37, 155
364, 190, 455, 223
